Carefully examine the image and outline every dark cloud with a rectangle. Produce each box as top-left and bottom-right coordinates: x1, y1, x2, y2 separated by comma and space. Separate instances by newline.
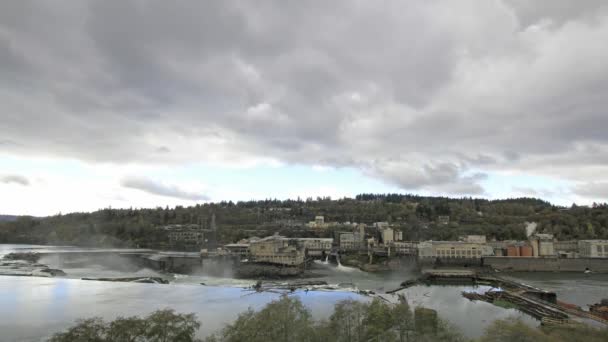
120, 176, 209, 201
1, 175, 30, 186
1, 1, 608, 197
504, 0, 608, 27
368, 162, 486, 195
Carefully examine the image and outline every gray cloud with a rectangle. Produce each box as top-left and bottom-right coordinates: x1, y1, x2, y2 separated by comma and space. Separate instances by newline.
368, 162, 486, 195
121, 177, 209, 201
573, 182, 608, 199
1, 175, 30, 186
1, 1, 608, 198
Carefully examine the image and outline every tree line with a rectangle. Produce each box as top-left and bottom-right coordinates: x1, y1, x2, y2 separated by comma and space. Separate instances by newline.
49, 295, 608, 342
2, 194, 608, 249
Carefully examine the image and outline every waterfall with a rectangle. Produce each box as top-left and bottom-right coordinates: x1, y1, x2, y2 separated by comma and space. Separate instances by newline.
336, 254, 356, 272
323, 255, 329, 264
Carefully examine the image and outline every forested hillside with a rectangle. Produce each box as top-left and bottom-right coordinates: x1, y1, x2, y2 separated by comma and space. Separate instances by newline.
1, 194, 608, 249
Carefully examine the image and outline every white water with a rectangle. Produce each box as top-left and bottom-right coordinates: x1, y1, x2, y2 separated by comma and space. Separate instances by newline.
335, 255, 357, 273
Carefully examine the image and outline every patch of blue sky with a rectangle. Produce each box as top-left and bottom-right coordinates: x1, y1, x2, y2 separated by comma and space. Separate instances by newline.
173, 163, 399, 200
480, 171, 573, 206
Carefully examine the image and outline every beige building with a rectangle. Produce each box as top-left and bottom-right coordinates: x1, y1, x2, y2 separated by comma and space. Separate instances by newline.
249, 236, 305, 266
390, 241, 417, 255
578, 240, 608, 258
379, 227, 403, 244
295, 238, 333, 256
224, 243, 250, 257
530, 234, 554, 257
381, 228, 395, 244
418, 241, 493, 259
315, 216, 325, 225
307, 215, 329, 229
554, 240, 578, 253
339, 232, 356, 250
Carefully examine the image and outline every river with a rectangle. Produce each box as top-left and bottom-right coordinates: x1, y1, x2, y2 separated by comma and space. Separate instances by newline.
1, 244, 605, 341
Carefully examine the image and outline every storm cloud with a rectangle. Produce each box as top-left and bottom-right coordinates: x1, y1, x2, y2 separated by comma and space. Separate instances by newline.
2, 1, 608, 198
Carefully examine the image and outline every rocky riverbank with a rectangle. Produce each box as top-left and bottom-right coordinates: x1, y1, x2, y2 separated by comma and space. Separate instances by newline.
82, 276, 169, 284
340, 254, 413, 273
0, 252, 66, 277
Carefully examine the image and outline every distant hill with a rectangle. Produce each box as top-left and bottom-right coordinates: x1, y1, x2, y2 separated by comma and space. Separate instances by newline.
1, 194, 607, 248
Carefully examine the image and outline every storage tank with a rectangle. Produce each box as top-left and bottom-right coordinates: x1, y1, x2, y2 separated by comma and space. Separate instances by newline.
520, 245, 533, 257
507, 245, 520, 257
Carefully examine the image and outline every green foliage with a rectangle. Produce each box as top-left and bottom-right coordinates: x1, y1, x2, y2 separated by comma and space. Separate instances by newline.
46, 297, 608, 342
48, 309, 201, 342
2, 194, 608, 249
209, 296, 462, 342
213, 295, 317, 342
325, 299, 368, 342
479, 318, 608, 342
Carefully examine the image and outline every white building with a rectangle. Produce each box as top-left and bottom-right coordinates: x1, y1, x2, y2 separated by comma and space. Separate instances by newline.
418, 241, 493, 259
295, 238, 333, 256
307, 215, 328, 229
578, 240, 608, 258
381, 228, 395, 244
315, 216, 325, 225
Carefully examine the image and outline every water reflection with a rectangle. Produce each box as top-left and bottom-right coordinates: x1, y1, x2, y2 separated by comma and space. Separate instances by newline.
392, 285, 538, 337
0, 276, 363, 341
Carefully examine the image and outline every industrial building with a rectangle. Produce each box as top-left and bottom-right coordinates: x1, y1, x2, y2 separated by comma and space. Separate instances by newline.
295, 238, 333, 256
339, 232, 358, 251
578, 240, 608, 258
390, 241, 417, 256
161, 224, 207, 246
248, 235, 305, 266
418, 241, 494, 259
529, 233, 555, 257
224, 243, 250, 258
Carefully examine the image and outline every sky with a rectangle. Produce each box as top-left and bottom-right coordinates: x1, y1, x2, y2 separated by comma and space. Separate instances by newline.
1, 1, 608, 216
